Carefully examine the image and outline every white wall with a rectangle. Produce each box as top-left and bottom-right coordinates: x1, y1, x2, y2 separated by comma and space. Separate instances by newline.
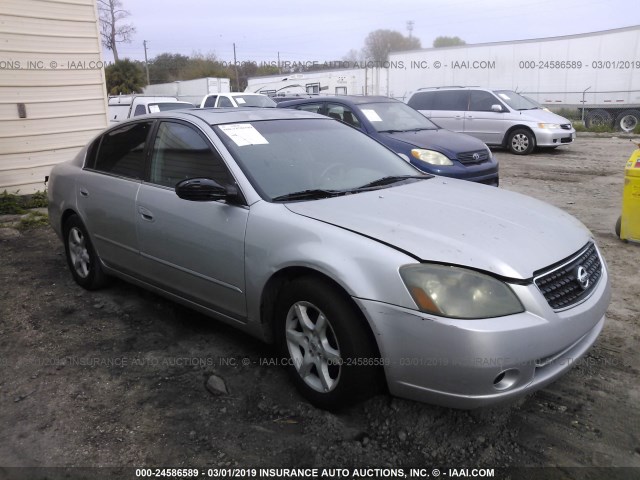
0, 0, 108, 194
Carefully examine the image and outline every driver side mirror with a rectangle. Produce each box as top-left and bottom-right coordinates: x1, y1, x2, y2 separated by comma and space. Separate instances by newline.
491, 104, 504, 113
175, 178, 239, 202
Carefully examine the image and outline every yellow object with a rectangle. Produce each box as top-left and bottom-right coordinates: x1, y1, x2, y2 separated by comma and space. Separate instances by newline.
620, 147, 640, 242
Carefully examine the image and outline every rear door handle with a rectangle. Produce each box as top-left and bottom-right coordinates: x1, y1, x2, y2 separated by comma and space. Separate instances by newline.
79, 188, 89, 197
138, 206, 154, 221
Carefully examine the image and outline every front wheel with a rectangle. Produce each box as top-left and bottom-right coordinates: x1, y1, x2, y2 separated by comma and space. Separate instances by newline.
275, 276, 380, 410
507, 129, 536, 155
63, 215, 108, 290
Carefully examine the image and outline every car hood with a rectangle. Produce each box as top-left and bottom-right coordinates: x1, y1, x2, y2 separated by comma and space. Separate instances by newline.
285, 179, 590, 279
379, 128, 488, 153
517, 108, 572, 124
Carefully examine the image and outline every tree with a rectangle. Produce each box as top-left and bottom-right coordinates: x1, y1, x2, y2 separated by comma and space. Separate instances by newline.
98, 0, 136, 62
433, 36, 466, 48
363, 29, 421, 63
148, 53, 190, 83
105, 59, 146, 95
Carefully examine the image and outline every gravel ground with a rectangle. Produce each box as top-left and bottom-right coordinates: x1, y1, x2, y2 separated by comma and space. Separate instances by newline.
1, 135, 639, 477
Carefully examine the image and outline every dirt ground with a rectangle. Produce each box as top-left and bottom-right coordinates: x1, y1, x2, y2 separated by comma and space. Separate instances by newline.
1, 135, 639, 476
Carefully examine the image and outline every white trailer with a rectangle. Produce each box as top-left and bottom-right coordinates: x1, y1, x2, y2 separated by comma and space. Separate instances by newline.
388, 26, 640, 131
144, 77, 231, 104
246, 67, 389, 98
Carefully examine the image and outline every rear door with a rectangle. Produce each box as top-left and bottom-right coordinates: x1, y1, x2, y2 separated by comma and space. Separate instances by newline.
429, 90, 469, 132
78, 121, 153, 272
135, 120, 249, 319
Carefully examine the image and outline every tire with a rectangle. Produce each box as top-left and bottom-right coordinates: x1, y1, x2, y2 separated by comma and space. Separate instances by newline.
615, 216, 621, 238
615, 110, 640, 133
63, 215, 108, 290
507, 128, 536, 155
275, 276, 380, 410
585, 109, 613, 129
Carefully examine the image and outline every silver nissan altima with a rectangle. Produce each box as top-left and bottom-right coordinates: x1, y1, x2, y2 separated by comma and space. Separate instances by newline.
47, 108, 611, 410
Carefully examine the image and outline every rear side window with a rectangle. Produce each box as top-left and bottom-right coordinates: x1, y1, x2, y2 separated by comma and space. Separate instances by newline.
133, 104, 147, 116
407, 91, 435, 110
203, 95, 218, 108
92, 122, 152, 179
431, 91, 469, 111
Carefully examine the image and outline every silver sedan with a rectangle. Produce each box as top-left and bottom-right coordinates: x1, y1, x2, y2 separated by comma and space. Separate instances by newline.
47, 108, 611, 409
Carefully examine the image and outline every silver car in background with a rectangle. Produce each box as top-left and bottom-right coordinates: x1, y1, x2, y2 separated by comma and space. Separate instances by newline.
406, 87, 577, 155
48, 108, 610, 409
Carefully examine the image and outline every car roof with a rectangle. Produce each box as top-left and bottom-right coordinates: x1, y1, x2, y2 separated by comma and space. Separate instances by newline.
277, 95, 400, 108
123, 107, 327, 125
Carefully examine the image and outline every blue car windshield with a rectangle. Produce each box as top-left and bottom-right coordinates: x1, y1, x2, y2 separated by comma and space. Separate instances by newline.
213, 118, 423, 201
361, 102, 439, 132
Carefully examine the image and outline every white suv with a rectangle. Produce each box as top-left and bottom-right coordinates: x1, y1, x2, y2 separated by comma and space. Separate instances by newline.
406, 87, 576, 155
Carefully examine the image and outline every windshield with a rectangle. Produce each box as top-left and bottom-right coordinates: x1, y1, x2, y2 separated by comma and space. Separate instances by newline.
493, 90, 539, 111
234, 95, 277, 107
213, 118, 422, 201
361, 102, 438, 132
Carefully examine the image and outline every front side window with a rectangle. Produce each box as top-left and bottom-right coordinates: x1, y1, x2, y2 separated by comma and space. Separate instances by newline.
469, 91, 501, 112
149, 122, 230, 188
92, 122, 152, 179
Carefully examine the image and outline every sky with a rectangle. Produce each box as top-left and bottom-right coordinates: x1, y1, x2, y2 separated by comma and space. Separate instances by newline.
106, 0, 640, 65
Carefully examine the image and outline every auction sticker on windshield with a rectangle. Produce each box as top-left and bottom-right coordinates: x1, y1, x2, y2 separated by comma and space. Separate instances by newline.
219, 123, 269, 146
361, 109, 382, 122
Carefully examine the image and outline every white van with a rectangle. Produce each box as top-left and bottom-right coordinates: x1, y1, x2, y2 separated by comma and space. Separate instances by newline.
406, 87, 576, 155
107, 96, 194, 124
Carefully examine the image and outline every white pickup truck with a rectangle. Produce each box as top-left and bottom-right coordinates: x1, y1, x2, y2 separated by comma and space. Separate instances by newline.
108, 96, 194, 124
200, 92, 276, 108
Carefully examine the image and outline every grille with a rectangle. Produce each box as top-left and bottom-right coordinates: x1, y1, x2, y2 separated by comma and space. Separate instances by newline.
457, 150, 489, 165
560, 124, 572, 130
560, 137, 573, 143
534, 242, 602, 310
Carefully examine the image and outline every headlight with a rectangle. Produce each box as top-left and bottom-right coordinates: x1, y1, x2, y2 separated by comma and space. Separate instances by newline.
411, 149, 453, 166
400, 264, 524, 319
537, 123, 561, 129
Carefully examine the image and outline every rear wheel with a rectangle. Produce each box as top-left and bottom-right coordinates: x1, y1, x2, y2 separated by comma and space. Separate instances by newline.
507, 129, 535, 155
275, 276, 380, 410
63, 215, 108, 290
615, 110, 640, 133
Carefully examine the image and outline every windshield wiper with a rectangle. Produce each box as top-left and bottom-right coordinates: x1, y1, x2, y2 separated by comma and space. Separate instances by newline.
377, 129, 404, 133
355, 175, 430, 190
272, 189, 342, 202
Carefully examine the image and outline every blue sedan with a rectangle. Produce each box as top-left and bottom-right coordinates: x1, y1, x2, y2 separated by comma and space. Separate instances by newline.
277, 96, 499, 186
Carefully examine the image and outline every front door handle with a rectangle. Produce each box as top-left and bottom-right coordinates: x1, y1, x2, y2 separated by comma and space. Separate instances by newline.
79, 188, 89, 197
138, 206, 154, 221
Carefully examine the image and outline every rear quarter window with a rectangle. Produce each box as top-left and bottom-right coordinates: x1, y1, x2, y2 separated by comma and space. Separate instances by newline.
408, 91, 435, 110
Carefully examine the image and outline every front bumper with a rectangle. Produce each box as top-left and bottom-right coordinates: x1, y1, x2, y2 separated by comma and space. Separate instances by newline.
354, 263, 610, 409
535, 128, 576, 147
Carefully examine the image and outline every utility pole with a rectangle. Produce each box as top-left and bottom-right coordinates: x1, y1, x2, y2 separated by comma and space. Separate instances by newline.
406, 21, 414, 39
233, 43, 240, 91
278, 51, 281, 74
143, 40, 150, 85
